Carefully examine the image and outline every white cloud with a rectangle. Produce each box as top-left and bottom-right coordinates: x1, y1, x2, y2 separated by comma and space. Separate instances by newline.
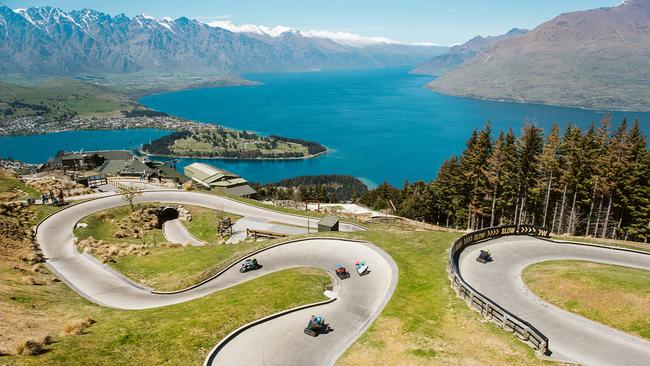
410, 41, 442, 47
194, 15, 234, 21
205, 20, 436, 47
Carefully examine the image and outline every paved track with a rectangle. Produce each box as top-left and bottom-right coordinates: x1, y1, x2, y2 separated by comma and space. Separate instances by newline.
36, 191, 395, 365
459, 236, 650, 366
162, 218, 204, 246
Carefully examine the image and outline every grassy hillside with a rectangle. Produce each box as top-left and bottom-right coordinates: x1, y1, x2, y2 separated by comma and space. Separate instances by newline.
81, 228, 555, 365
0, 79, 136, 121
3, 196, 561, 365
0, 170, 40, 202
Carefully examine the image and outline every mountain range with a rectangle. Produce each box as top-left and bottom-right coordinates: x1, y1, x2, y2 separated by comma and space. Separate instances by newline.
0, 6, 446, 76
427, 0, 650, 111
411, 28, 528, 76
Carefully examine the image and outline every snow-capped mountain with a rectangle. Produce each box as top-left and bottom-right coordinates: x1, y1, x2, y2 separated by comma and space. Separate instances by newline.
0, 6, 447, 75
207, 20, 405, 47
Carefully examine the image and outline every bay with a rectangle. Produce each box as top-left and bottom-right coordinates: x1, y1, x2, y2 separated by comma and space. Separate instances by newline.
1, 67, 648, 187
140, 67, 650, 186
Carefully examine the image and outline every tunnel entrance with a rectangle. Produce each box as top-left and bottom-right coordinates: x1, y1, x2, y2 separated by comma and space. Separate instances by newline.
156, 206, 179, 228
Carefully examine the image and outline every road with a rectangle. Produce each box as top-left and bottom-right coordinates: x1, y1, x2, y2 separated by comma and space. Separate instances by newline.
459, 236, 650, 366
36, 190, 395, 365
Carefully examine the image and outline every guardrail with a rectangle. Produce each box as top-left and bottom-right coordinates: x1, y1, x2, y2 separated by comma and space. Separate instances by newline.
448, 225, 551, 355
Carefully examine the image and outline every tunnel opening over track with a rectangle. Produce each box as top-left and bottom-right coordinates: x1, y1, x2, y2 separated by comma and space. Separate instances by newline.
157, 206, 179, 227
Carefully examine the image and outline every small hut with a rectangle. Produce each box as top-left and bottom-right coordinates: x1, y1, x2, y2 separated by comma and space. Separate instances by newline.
318, 215, 340, 232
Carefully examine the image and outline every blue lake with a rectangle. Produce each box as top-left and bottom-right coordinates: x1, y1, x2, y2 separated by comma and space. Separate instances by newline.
0, 128, 170, 163
2, 67, 649, 186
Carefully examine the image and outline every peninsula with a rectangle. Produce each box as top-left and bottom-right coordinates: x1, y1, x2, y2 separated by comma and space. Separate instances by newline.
0, 78, 325, 160
142, 128, 327, 160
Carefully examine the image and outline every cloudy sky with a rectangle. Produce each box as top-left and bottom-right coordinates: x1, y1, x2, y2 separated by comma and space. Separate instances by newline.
3, 0, 621, 45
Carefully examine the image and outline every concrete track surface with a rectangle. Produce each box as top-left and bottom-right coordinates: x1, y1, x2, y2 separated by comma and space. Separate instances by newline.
459, 236, 650, 366
36, 191, 396, 365
162, 218, 204, 246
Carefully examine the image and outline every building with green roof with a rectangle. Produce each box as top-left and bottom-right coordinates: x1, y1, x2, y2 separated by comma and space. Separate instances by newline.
184, 162, 256, 197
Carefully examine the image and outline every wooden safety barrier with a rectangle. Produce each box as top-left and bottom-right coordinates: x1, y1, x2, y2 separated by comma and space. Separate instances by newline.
246, 229, 288, 240
448, 225, 551, 355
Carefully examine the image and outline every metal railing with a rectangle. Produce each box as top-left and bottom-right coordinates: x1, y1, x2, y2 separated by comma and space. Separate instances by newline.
448, 225, 551, 355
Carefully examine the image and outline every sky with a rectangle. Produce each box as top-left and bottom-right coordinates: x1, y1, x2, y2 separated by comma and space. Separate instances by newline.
2, 0, 622, 45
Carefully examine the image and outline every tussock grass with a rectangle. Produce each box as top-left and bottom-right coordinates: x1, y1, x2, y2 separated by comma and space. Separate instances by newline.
12, 339, 46, 356
62, 317, 95, 337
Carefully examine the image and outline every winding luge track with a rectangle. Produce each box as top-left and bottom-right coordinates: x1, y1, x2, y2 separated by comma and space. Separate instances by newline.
459, 236, 650, 366
162, 218, 204, 246
36, 191, 397, 365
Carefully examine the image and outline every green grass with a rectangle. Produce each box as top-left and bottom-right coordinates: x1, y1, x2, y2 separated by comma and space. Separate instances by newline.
553, 235, 650, 253
523, 260, 650, 340
182, 205, 241, 244
0, 78, 136, 121
29, 205, 64, 226
0, 171, 40, 202
112, 240, 277, 291
74, 204, 166, 247
2, 268, 330, 366
110, 227, 554, 365
335, 230, 552, 366
5, 197, 561, 365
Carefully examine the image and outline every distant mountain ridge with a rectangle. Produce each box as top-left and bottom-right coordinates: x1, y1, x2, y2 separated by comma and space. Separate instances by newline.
428, 0, 650, 111
411, 28, 528, 76
0, 6, 447, 76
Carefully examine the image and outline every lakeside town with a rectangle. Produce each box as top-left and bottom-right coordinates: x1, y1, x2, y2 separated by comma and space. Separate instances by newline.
0, 115, 212, 136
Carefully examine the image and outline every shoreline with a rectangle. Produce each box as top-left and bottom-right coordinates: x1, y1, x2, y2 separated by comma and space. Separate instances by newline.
144, 147, 328, 161
1, 77, 331, 162
425, 84, 650, 113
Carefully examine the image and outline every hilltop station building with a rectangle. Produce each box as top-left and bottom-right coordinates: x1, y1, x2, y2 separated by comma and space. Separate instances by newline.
47, 149, 187, 185
184, 162, 257, 198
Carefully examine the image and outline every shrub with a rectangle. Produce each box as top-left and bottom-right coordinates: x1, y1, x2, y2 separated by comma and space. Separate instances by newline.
13, 339, 45, 356
62, 317, 95, 337
21, 276, 37, 285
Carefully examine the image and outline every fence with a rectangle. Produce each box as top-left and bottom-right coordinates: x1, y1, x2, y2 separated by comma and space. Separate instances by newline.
246, 228, 288, 240
448, 225, 551, 355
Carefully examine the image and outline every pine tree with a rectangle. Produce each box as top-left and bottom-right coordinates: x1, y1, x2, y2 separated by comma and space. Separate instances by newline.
499, 129, 520, 225
599, 120, 631, 238
557, 124, 582, 234
485, 131, 505, 227
459, 123, 492, 229
431, 156, 464, 227
620, 119, 650, 241
537, 123, 561, 228
516, 122, 543, 225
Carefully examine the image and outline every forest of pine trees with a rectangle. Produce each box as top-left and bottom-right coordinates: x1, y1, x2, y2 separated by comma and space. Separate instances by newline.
359, 117, 650, 242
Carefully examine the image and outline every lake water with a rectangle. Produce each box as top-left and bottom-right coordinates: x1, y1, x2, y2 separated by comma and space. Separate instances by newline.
2, 67, 649, 186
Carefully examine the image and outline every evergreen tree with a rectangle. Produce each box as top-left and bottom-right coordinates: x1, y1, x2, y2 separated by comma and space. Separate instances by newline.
459, 123, 492, 229
622, 120, 650, 241
485, 131, 505, 227
536, 123, 561, 228
599, 120, 631, 238
499, 129, 520, 225
516, 122, 543, 225
358, 118, 649, 242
